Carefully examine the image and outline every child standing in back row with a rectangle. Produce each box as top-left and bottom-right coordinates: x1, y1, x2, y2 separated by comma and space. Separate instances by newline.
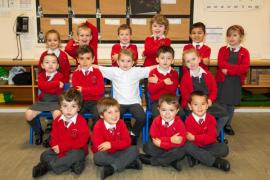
111, 24, 138, 66
216, 25, 250, 135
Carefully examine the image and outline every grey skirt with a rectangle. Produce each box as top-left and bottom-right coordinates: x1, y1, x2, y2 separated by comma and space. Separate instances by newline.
30, 94, 59, 111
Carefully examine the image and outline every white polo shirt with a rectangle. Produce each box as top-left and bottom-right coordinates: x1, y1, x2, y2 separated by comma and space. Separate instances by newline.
99, 66, 150, 105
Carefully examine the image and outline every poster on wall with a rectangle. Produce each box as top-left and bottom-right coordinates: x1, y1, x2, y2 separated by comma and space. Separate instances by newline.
204, 0, 262, 11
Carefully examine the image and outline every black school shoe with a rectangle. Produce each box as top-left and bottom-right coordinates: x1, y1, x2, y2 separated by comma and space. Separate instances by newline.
170, 160, 182, 171
130, 135, 138, 145
186, 155, 200, 167
213, 158, 230, 171
34, 130, 44, 145
138, 154, 151, 165
71, 161, 85, 175
101, 165, 114, 180
126, 158, 142, 170
224, 125, 235, 135
32, 161, 48, 178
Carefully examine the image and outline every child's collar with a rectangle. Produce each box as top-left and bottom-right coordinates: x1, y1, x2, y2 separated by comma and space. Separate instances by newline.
48, 48, 60, 57
157, 65, 171, 75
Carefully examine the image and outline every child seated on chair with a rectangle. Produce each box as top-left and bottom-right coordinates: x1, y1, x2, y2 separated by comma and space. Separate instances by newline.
139, 94, 186, 171
180, 49, 228, 135
92, 97, 142, 180
25, 53, 63, 145
93, 49, 156, 145
148, 46, 179, 118
185, 91, 230, 171
32, 88, 90, 178
72, 45, 104, 125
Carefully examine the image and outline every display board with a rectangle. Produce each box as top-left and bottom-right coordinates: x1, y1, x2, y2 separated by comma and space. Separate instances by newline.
36, 0, 194, 43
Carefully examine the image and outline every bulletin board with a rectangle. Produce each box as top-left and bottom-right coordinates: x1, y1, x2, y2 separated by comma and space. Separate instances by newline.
36, 0, 194, 44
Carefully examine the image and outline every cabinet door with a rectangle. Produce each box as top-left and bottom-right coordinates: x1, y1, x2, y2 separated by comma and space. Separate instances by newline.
40, 18, 69, 41
40, 0, 68, 14
160, 0, 191, 15
100, 0, 126, 15
167, 18, 190, 41
71, 0, 96, 14
72, 18, 97, 39
100, 18, 126, 40
130, 18, 151, 41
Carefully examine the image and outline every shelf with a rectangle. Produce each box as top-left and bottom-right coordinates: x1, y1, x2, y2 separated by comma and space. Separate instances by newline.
242, 84, 270, 88
0, 85, 33, 88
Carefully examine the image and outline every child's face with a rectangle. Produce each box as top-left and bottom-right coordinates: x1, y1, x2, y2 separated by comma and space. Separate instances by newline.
41, 56, 59, 73
61, 100, 80, 119
184, 52, 200, 71
156, 52, 174, 70
152, 22, 166, 37
102, 106, 120, 125
46, 33, 60, 50
117, 54, 134, 71
227, 30, 242, 47
78, 53, 94, 69
188, 95, 208, 117
78, 28, 92, 46
190, 28, 205, 43
158, 102, 179, 123
119, 29, 131, 45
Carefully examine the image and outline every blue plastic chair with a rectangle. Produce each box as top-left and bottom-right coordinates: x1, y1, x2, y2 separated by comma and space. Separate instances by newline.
110, 84, 147, 144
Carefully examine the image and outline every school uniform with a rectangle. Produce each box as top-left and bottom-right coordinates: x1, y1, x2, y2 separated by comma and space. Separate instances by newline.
92, 119, 138, 172
143, 36, 171, 66
111, 43, 138, 66
143, 116, 186, 166
216, 46, 250, 125
183, 42, 211, 71
65, 21, 98, 65
38, 49, 70, 83
99, 66, 150, 136
180, 67, 227, 133
72, 67, 104, 121
185, 113, 229, 166
30, 71, 63, 112
148, 66, 179, 118
40, 114, 90, 174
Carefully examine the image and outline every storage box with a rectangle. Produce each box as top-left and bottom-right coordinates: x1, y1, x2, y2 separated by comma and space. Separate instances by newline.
259, 74, 270, 85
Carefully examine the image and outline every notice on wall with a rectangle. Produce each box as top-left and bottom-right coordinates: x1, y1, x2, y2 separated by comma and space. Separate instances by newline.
205, 26, 224, 43
204, 0, 262, 11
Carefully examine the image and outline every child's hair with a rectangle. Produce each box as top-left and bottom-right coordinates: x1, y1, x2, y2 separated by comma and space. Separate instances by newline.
97, 97, 120, 116
158, 94, 179, 109
45, 29, 61, 43
226, 25, 245, 37
157, 45, 175, 58
77, 23, 91, 35
117, 24, 132, 35
77, 45, 94, 58
59, 88, 83, 108
150, 14, 169, 35
190, 22, 206, 34
182, 48, 200, 66
43, 53, 59, 64
188, 91, 208, 104
118, 49, 134, 61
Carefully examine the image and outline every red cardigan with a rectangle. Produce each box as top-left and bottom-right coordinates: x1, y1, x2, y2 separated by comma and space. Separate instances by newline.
65, 21, 98, 65
183, 44, 211, 71
148, 67, 179, 101
180, 69, 217, 108
37, 71, 64, 101
185, 113, 217, 147
72, 68, 104, 101
50, 115, 90, 158
111, 44, 138, 66
91, 119, 131, 154
216, 46, 250, 85
150, 116, 186, 150
38, 50, 70, 83
143, 37, 171, 66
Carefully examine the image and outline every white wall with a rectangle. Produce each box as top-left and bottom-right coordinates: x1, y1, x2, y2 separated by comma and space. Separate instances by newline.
0, 0, 269, 60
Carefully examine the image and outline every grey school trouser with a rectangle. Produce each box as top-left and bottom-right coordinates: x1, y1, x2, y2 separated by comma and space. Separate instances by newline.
143, 141, 185, 166
185, 141, 229, 166
41, 149, 85, 174
93, 145, 138, 171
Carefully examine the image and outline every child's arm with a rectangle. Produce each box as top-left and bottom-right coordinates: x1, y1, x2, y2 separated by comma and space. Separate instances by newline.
164, 70, 179, 93
65, 39, 78, 60
207, 73, 217, 104
91, 121, 106, 153
59, 52, 71, 83
225, 50, 250, 76
81, 71, 104, 97
38, 51, 46, 74
202, 46, 211, 66
85, 21, 98, 47
38, 73, 63, 94
97, 66, 117, 81
131, 45, 138, 62
111, 44, 119, 64
179, 74, 191, 108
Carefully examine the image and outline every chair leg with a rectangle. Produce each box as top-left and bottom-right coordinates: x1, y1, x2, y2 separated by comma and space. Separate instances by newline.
29, 127, 33, 144
220, 128, 225, 143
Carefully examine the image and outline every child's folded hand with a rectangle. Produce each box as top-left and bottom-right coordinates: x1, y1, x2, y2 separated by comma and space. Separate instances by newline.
98, 142, 111, 151
52, 145, 60, 154
170, 133, 183, 144
164, 78, 173, 85
59, 81, 64, 88
148, 74, 158, 84
186, 132, 195, 141
221, 68, 228, 75
207, 99, 212, 107
112, 54, 119, 63
76, 86, 82, 92
152, 138, 161, 147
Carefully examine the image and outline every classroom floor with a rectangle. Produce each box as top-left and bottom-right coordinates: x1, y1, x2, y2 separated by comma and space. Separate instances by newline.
0, 113, 270, 180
